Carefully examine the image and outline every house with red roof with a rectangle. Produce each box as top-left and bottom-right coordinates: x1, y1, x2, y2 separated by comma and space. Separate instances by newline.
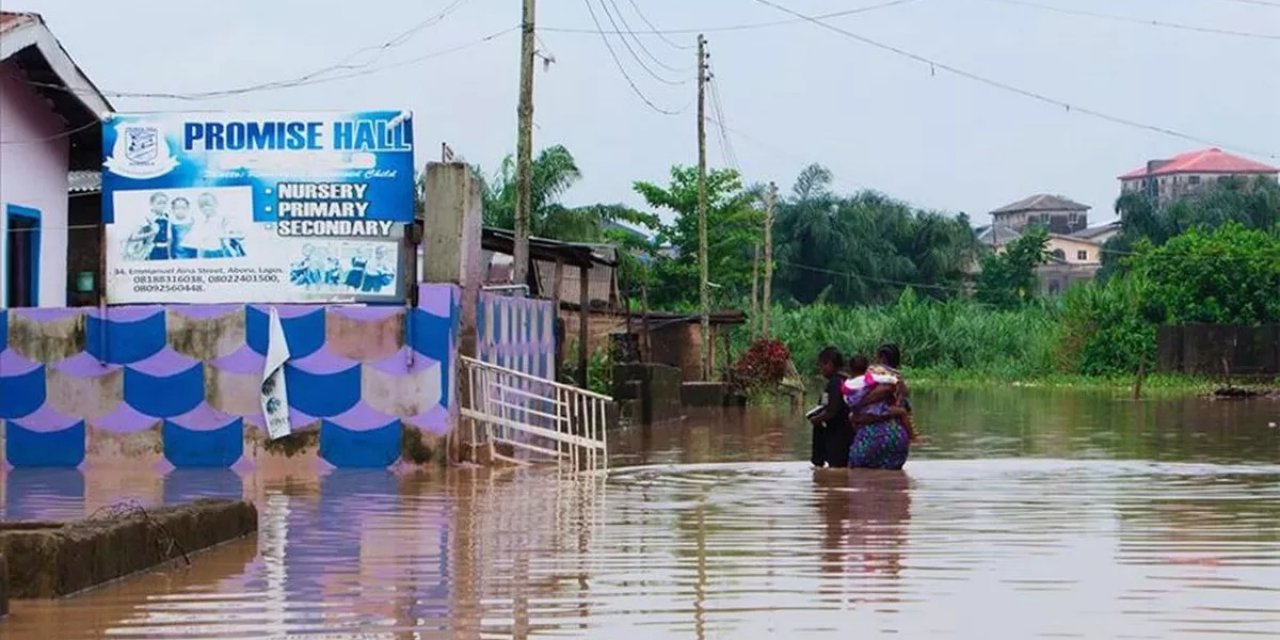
1, 11, 111, 308
1118, 148, 1279, 207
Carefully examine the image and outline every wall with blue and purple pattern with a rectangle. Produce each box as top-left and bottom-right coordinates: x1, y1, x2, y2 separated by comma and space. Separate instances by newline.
0, 283, 459, 470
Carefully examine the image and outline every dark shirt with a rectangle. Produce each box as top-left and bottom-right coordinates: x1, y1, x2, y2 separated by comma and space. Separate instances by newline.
820, 373, 851, 431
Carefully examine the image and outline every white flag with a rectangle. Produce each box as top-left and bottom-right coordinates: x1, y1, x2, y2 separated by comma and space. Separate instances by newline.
261, 307, 293, 440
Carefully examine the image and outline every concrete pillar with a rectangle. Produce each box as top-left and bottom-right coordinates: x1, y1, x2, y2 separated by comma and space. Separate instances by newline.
420, 162, 483, 464
421, 162, 483, 359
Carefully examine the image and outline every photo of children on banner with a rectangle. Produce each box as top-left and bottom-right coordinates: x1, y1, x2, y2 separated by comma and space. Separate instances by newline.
288, 244, 395, 294
124, 191, 245, 261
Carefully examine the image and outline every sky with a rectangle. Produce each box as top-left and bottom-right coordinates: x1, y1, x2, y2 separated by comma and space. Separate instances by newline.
11, 0, 1280, 226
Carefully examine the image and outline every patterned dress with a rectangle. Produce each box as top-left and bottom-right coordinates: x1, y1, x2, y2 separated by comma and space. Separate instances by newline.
842, 372, 911, 469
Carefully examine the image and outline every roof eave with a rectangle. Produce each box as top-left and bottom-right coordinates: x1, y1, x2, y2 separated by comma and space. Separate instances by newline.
1, 15, 112, 119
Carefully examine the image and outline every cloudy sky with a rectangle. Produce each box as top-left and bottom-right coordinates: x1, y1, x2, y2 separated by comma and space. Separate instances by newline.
16, 0, 1280, 224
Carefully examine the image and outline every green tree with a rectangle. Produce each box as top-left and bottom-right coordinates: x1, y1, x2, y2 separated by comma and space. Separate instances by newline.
465, 144, 659, 243
976, 227, 1049, 308
1127, 223, 1280, 325
1103, 178, 1280, 278
475, 144, 582, 233
634, 165, 758, 308
770, 164, 978, 306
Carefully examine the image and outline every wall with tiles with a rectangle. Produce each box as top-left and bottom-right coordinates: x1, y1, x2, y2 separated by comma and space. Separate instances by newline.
0, 283, 459, 470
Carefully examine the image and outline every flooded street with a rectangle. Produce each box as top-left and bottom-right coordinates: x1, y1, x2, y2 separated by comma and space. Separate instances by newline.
3, 388, 1280, 639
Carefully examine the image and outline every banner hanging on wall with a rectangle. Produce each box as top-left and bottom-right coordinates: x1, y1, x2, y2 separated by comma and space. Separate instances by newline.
101, 110, 415, 304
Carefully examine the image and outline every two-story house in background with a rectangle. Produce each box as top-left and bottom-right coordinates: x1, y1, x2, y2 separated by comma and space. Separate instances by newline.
1119, 148, 1279, 207
976, 193, 1120, 295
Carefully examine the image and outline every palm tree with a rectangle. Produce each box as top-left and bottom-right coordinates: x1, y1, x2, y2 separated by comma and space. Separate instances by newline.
475, 144, 582, 234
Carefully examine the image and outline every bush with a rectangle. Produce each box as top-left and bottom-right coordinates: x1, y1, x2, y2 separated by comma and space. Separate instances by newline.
731, 338, 792, 390
1055, 278, 1156, 376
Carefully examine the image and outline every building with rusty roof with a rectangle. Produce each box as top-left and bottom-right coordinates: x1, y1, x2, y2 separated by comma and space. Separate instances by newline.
1119, 148, 1279, 207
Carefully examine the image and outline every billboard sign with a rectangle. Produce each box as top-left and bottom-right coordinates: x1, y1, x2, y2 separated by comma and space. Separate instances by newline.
101, 111, 415, 304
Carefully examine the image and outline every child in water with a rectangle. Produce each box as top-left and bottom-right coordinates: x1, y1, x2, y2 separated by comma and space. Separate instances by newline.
842, 354, 916, 442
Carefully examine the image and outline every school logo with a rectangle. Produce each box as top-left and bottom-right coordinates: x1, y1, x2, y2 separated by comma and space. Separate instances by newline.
124, 127, 158, 163
104, 119, 178, 179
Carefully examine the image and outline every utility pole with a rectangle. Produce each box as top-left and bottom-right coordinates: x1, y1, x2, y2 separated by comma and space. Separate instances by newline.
697, 34, 711, 380
750, 243, 760, 338
513, 0, 536, 292
762, 181, 777, 339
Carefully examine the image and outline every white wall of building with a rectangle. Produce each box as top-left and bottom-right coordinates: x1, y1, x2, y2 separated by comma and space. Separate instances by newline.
0, 61, 71, 307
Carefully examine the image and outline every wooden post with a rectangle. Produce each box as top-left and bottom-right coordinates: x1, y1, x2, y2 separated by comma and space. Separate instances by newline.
750, 243, 760, 338
697, 34, 711, 380
513, 0, 536, 290
551, 258, 564, 379
621, 259, 633, 361
762, 182, 777, 339
640, 280, 652, 363
578, 264, 590, 387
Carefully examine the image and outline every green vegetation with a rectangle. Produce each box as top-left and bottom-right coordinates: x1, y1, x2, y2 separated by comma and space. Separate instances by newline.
448, 144, 1280, 393
757, 291, 1059, 381
975, 227, 1049, 309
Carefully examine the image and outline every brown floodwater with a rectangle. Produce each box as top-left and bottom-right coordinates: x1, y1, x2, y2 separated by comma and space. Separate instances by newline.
3, 387, 1280, 639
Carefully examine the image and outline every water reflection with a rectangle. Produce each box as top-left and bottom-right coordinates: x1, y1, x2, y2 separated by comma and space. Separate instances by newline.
2, 467, 84, 521
815, 470, 910, 589
162, 468, 244, 505
0, 388, 1278, 638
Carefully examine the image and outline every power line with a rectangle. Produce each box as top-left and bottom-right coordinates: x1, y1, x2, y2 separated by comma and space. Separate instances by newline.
625, 0, 693, 50
278, 0, 475, 87
116, 0, 476, 100
983, 0, 1280, 40
545, 0, 920, 36
0, 119, 99, 145
579, 0, 686, 115
21, 27, 517, 103
751, 0, 1279, 160
594, 0, 689, 84
603, 0, 690, 72
706, 65, 740, 171
1217, 0, 1280, 8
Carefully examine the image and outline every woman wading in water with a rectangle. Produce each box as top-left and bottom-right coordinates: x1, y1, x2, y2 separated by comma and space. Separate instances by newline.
843, 344, 914, 470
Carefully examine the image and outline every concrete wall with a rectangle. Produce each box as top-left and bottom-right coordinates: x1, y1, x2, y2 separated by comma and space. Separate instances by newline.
1035, 263, 1100, 296
0, 283, 460, 470
1046, 235, 1102, 265
0, 62, 71, 308
1157, 324, 1280, 376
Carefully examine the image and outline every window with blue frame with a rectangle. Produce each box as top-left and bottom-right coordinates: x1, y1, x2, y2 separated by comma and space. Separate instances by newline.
6, 204, 41, 307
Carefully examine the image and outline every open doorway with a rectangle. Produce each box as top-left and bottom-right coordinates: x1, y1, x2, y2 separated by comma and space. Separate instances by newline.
6, 204, 41, 307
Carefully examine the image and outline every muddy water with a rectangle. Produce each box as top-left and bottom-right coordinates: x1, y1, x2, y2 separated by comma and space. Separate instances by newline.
2, 388, 1280, 639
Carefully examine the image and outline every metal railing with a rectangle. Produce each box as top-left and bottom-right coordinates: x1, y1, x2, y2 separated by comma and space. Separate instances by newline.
459, 355, 611, 472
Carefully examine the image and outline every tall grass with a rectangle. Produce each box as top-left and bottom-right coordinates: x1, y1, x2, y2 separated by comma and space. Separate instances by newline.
750, 290, 1062, 380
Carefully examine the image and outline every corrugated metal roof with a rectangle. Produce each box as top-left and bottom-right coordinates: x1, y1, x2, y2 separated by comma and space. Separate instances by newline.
976, 224, 1023, 246
1071, 221, 1121, 240
0, 11, 37, 35
68, 169, 101, 193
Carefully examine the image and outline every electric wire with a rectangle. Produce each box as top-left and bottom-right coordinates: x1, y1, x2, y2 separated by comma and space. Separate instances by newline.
984, 0, 1280, 40
594, 0, 689, 84
751, 0, 1278, 159
579, 0, 687, 115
